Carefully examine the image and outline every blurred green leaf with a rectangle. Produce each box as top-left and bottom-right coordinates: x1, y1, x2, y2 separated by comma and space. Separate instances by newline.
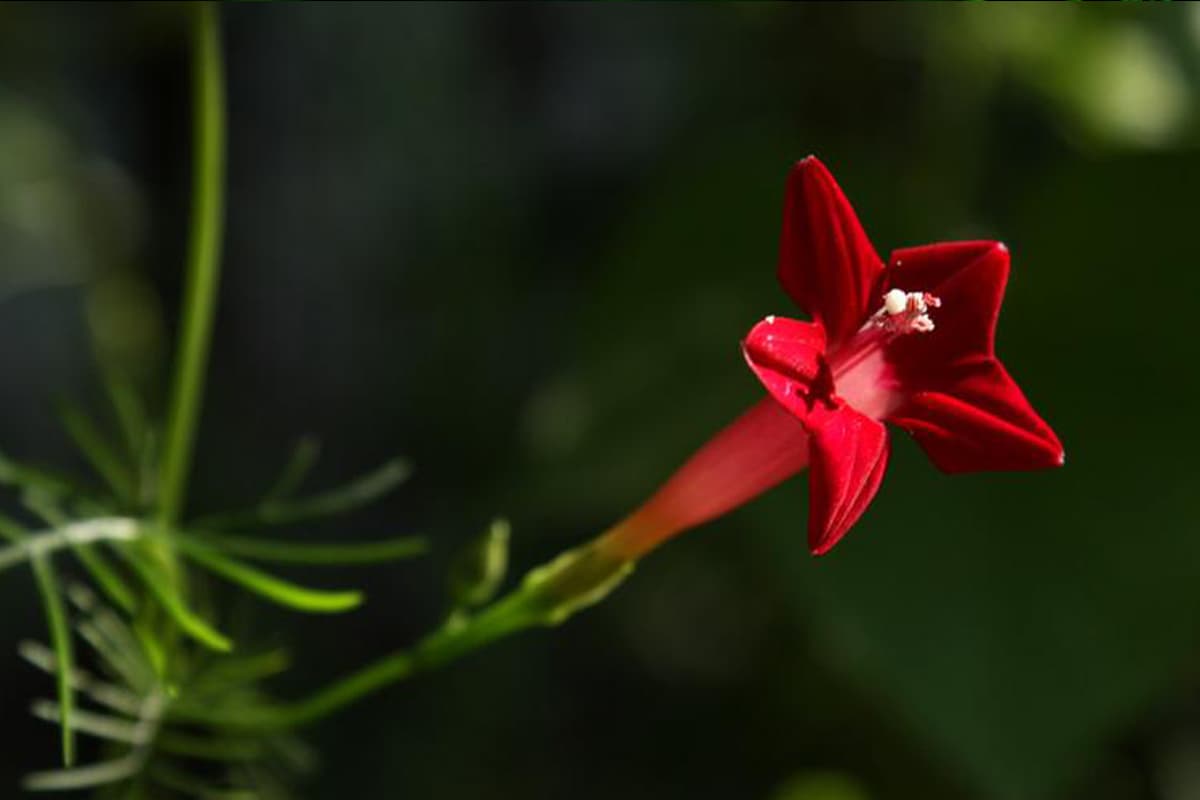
23, 758, 143, 793
68, 544, 137, 615
448, 518, 510, 610
171, 537, 364, 614
149, 763, 257, 800
184, 649, 290, 698
102, 370, 150, 466
30, 551, 75, 766
31, 701, 139, 744
19, 640, 142, 717
0, 511, 25, 543
117, 547, 232, 653
54, 399, 136, 506
192, 458, 411, 530
69, 586, 156, 693
20, 495, 138, 613
0, 451, 106, 508
190, 531, 427, 565
263, 436, 321, 502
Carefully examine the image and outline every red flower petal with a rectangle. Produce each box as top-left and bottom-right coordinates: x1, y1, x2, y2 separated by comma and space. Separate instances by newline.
881, 241, 1063, 472
890, 357, 1064, 473
806, 404, 890, 555
884, 240, 1009, 372
741, 315, 830, 421
778, 157, 884, 348
743, 316, 891, 553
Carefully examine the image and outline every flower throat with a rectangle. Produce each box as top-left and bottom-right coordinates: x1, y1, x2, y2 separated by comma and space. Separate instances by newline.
828, 289, 942, 421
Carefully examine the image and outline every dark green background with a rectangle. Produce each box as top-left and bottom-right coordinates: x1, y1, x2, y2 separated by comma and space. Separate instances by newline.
1, 4, 1198, 799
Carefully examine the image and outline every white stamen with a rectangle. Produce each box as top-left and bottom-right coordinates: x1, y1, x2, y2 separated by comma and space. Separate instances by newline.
765, 315, 776, 324
870, 289, 941, 335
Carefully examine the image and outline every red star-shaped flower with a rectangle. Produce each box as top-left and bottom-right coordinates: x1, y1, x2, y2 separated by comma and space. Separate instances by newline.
600, 156, 1063, 562
743, 156, 1063, 554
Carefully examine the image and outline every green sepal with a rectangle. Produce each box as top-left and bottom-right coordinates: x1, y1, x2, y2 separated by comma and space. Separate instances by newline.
448, 518, 511, 610
518, 543, 634, 627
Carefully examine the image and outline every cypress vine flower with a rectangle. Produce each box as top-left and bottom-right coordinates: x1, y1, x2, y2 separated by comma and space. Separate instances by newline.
601, 156, 1063, 560
205, 158, 1069, 703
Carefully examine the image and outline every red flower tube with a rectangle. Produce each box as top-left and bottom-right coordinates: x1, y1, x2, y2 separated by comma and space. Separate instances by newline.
601, 156, 1063, 559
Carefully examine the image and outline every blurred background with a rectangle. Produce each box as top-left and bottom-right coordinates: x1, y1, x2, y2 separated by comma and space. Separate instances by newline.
1, 3, 1199, 799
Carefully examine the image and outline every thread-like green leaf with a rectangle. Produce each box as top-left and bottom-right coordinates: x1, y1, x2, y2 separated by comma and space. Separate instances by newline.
31, 552, 75, 766
0, 451, 105, 505
172, 537, 363, 613
0, 517, 140, 590
0, 515, 29, 574
102, 370, 148, 463
31, 700, 140, 743
132, 615, 170, 680
136, 430, 159, 509
193, 458, 411, 530
448, 518, 510, 609
263, 436, 321, 502
67, 584, 157, 692
192, 531, 427, 565
19, 641, 142, 716
23, 756, 142, 792
20, 497, 139, 613
54, 400, 136, 505
188, 649, 290, 693
0, 512, 25, 543
149, 763, 258, 799
118, 547, 232, 652
0, 543, 28, 575
70, 545, 137, 614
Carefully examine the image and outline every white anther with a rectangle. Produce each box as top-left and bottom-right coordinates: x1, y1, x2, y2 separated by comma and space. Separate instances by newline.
765, 315, 776, 324
883, 289, 908, 316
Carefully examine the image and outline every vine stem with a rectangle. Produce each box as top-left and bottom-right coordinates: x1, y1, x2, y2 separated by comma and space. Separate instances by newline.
158, 2, 226, 528
188, 538, 637, 730
259, 590, 534, 728
169, 591, 534, 730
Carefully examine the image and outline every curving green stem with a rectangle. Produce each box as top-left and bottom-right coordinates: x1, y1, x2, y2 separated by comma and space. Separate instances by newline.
186, 538, 635, 730
157, 2, 226, 528
261, 592, 531, 728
